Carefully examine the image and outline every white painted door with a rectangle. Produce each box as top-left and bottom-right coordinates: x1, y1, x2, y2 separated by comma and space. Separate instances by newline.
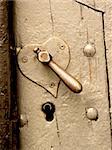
14, 0, 111, 149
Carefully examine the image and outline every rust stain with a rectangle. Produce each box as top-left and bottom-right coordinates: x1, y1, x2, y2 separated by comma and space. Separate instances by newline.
88, 58, 92, 82
49, 0, 54, 35
93, 0, 96, 7
94, 57, 97, 74
79, 64, 82, 81
86, 28, 89, 42
80, 5, 84, 20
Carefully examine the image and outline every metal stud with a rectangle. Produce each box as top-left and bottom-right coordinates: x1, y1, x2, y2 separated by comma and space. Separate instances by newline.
86, 107, 98, 121
19, 114, 28, 127
83, 43, 96, 57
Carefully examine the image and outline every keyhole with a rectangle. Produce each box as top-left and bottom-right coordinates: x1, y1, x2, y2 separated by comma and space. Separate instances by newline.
42, 102, 55, 122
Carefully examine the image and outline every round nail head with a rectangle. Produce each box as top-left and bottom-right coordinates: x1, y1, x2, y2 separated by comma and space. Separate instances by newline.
50, 82, 55, 88
86, 107, 98, 120
60, 45, 65, 50
22, 56, 28, 63
83, 43, 96, 57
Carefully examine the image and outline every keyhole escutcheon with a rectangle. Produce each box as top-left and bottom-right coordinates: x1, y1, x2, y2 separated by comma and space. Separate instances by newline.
42, 102, 55, 122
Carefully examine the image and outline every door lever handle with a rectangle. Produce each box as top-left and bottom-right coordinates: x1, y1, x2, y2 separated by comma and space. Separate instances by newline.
34, 48, 82, 93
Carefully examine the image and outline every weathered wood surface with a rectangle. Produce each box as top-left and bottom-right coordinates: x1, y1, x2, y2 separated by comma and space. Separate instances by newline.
0, 0, 11, 149
0, 1, 19, 149
15, 0, 112, 149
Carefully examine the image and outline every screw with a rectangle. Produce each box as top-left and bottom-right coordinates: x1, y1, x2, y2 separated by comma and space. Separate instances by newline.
50, 82, 55, 88
86, 107, 98, 121
21, 56, 28, 63
83, 43, 96, 57
60, 45, 65, 50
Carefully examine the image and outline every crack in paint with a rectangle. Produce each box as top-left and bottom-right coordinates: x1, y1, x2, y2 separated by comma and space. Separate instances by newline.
75, 0, 105, 13
55, 113, 61, 147
101, 13, 112, 147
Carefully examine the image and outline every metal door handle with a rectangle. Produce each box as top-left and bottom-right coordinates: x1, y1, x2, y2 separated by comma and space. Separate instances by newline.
34, 48, 82, 93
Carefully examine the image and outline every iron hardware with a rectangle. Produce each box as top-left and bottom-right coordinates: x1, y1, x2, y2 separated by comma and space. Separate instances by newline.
34, 48, 82, 93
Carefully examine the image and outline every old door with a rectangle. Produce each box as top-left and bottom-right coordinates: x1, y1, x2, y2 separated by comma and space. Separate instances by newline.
14, 0, 111, 150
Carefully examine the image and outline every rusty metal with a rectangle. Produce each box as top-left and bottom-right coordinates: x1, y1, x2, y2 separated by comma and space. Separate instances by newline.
34, 49, 82, 93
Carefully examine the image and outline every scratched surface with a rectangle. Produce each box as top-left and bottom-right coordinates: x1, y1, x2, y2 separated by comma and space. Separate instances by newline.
76, 0, 112, 136
0, 1, 11, 149
0, 1, 19, 149
15, 0, 111, 150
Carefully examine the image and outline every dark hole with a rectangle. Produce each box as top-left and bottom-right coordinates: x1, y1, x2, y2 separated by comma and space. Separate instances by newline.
42, 102, 55, 122
46, 114, 54, 122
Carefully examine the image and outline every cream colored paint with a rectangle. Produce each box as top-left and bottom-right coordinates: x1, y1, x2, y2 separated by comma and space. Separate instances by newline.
15, 0, 111, 149
17, 37, 70, 97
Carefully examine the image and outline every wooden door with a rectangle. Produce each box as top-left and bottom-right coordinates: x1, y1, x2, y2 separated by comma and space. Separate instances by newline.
14, 0, 112, 149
